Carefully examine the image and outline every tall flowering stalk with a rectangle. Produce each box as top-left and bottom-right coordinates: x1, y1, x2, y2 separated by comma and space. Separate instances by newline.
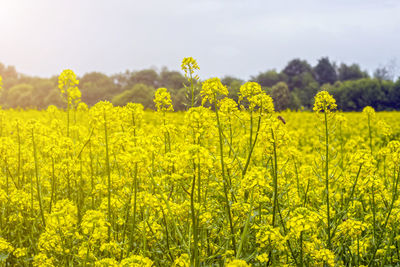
363, 107, 377, 244
30, 122, 46, 228
313, 91, 337, 249
238, 82, 274, 178
154, 88, 174, 153
238, 82, 277, 225
103, 106, 112, 242
363, 106, 375, 155
58, 70, 81, 137
201, 77, 237, 257
181, 57, 200, 108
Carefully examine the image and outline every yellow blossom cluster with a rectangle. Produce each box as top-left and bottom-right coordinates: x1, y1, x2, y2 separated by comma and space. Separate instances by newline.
58, 69, 81, 106
154, 87, 174, 112
0, 59, 399, 266
313, 90, 337, 113
181, 57, 200, 81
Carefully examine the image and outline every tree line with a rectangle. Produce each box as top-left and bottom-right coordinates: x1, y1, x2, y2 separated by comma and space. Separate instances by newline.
0, 57, 399, 111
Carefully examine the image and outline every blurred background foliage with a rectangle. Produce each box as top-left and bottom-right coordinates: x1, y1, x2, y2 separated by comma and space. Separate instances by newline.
1, 57, 399, 111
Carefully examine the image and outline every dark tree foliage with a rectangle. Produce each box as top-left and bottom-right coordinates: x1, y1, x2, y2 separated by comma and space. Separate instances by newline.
221, 76, 244, 102
329, 78, 391, 111
159, 67, 188, 90
338, 63, 369, 81
313, 57, 337, 85
80, 72, 120, 106
112, 83, 155, 109
373, 67, 392, 81
282, 59, 316, 93
283, 59, 312, 78
271, 82, 290, 111
128, 69, 159, 88
0, 58, 399, 111
251, 70, 281, 88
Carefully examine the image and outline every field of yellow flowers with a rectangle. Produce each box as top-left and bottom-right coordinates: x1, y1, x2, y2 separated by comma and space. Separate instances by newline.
0, 59, 400, 266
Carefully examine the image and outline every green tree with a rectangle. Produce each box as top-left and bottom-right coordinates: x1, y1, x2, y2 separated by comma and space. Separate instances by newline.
112, 83, 155, 109
159, 67, 187, 90
271, 81, 290, 111
171, 88, 187, 111
31, 79, 57, 109
291, 79, 319, 109
44, 89, 65, 108
283, 59, 312, 78
338, 63, 369, 81
0, 63, 19, 89
329, 78, 388, 110
6, 83, 34, 108
80, 72, 118, 106
313, 57, 337, 85
129, 69, 159, 88
111, 70, 131, 90
251, 70, 281, 87
282, 59, 314, 91
221, 76, 243, 102
373, 67, 391, 81
387, 78, 400, 110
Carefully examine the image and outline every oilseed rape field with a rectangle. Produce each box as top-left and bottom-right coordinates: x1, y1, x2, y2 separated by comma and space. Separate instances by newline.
0, 59, 400, 266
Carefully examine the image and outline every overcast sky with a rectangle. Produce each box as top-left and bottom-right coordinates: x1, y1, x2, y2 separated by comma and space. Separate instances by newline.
0, 0, 399, 80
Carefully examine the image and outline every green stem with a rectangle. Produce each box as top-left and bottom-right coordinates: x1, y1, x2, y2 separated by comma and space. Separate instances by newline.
300, 231, 303, 267
215, 103, 237, 255
190, 163, 199, 267
104, 109, 112, 242
271, 128, 279, 227
368, 114, 373, 154
190, 69, 194, 108
49, 157, 56, 213
324, 110, 331, 249
242, 110, 262, 178
236, 188, 254, 258
32, 128, 46, 227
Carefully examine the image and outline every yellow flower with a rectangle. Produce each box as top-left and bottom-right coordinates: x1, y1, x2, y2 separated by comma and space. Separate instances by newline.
362, 106, 375, 117
255, 225, 286, 252
173, 253, 190, 267
119, 255, 154, 267
201, 77, 228, 105
154, 87, 174, 111
239, 82, 263, 99
226, 258, 251, 266
58, 69, 81, 106
94, 258, 119, 267
0, 237, 14, 254
238, 82, 274, 112
33, 253, 55, 267
256, 253, 269, 263
377, 119, 392, 136
336, 219, 368, 239
81, 210, 109, 241
218, 98, 238, 114
13, 247, 27, 258
248, 92, 274, 113
287, 207, 320, 238
181, 57, 200, 80
313, 91, 337, 113
77, 102, 89, 112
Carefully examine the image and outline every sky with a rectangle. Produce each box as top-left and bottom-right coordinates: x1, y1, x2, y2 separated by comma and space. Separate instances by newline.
0, 0, 399, 80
